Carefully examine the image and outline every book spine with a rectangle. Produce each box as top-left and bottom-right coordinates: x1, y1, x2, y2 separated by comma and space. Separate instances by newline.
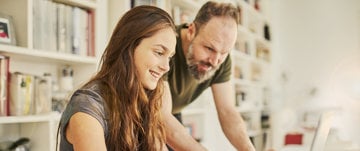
0, 55, 10, 116
87, 10, 95, 57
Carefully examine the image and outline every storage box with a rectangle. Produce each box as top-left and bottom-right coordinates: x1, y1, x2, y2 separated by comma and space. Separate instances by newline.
284, 133, 303, 145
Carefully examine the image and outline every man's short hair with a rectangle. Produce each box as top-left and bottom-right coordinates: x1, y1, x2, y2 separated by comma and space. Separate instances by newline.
193, 1, 240, 33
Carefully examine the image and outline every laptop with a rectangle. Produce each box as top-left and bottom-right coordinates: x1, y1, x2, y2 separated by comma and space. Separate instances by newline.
309, 111, 333, 151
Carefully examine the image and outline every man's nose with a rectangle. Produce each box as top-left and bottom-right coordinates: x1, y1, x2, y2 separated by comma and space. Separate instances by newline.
209, 53, 221, 67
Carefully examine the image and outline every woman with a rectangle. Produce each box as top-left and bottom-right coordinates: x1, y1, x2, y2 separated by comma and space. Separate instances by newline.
58, 5, 176, 151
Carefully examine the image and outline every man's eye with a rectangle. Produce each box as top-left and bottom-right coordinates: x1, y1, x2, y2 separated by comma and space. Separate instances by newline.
206, 46, 214, 52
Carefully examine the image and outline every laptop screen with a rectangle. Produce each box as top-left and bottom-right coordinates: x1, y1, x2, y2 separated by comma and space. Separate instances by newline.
310, 112, 333, 151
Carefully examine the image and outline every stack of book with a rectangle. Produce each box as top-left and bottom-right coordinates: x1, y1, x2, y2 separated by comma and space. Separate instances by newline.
32, 0, 95, 57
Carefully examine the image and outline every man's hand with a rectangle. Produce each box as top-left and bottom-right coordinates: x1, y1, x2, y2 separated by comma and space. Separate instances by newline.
162, 82, 207, 151
212, 81, 256, 151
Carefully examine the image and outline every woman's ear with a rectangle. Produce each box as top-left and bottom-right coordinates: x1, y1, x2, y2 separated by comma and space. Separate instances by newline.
187, 23, 196, 41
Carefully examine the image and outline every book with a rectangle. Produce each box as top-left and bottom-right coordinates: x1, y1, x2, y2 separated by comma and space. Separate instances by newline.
87, 10, 95, 57
65, 4, 73, 54
57, 3, 66, 52
0, 55, 9, 116
10, 72, 34, 116
72, 7, 81, 55
79, 8, 88, 56
32, 0, 42, 49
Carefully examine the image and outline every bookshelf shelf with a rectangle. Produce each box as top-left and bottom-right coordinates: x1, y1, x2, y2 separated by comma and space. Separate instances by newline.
0, 112, 60, 124
0, 45, 97, 65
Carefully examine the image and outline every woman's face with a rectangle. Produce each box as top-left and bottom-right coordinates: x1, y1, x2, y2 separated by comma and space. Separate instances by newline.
134, 27, 176, 90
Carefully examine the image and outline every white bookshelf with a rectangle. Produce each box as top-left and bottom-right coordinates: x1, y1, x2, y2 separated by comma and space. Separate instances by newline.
232, 0, 272, 150
0, 0, 107, 150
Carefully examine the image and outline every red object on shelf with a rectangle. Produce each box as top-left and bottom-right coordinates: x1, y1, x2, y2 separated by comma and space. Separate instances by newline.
284, 133, 303, 145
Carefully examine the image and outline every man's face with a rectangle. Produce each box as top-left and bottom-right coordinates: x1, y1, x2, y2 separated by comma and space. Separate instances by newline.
186, 17, 237, 83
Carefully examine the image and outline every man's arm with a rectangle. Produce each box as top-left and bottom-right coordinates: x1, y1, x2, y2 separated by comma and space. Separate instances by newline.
162, 81, 207, 151
211, 81, 256, 151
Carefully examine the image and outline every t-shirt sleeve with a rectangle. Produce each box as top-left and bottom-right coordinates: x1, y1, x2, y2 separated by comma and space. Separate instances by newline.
211, 55, 232, 84
59, 89, 107, 141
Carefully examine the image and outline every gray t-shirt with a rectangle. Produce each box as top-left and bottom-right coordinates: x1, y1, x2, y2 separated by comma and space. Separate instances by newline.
59, 82, 107, 151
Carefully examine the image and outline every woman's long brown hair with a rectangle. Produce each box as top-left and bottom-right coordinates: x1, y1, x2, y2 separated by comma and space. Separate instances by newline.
86, 5, 175, 151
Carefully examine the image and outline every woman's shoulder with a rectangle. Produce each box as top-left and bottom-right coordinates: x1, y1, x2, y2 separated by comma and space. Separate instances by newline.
75, 81, 103, 100
63, 81, 107, 127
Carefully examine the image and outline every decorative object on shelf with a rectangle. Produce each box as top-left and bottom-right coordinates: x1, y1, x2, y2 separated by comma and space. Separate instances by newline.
59, 65, 74, 92
34, 73, 53, 114
235, 85, 247, 107
7, 137, 30, 151
261, 112, 270, 129
0, 137, 30, 151
52, 90, 68, 113
51, 65, 74, 113
284, 132, 303, 145
254, 0, 260, 11
0, 13, 16, 46
264, 23, 271, 41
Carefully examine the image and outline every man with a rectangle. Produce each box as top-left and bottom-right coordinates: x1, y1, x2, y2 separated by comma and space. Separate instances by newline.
162, 1, 256, 151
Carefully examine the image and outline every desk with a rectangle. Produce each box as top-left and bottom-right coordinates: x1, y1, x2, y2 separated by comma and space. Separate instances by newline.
280, 142, 360, 151
281, 145, 309, 151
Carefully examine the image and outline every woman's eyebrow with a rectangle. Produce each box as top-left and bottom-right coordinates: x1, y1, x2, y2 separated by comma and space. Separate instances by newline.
155, 44, 175, 56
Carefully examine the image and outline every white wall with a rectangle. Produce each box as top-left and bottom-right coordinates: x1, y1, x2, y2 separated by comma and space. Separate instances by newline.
270, 0, 360, 149
107, 0, 131, 36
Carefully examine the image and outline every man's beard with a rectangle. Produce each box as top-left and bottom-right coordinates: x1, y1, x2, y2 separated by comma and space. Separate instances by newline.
186, 43, 219, 83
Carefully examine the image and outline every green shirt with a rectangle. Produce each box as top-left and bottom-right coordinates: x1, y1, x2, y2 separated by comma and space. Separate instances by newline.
167, 24, 232, 114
